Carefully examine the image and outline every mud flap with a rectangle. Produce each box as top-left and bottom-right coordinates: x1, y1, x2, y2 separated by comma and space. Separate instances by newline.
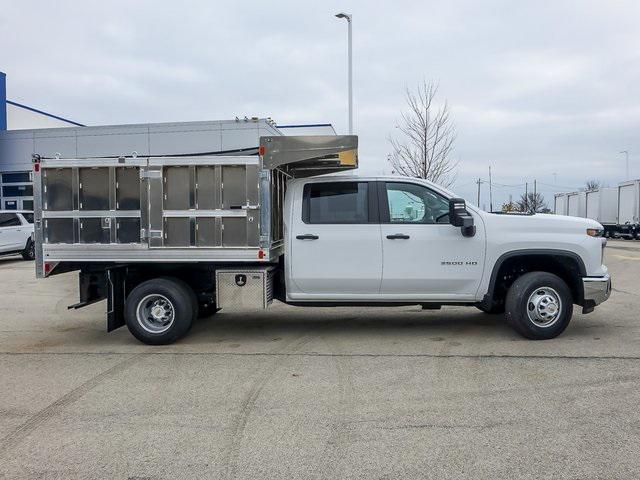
68, 271, 107, 310
107, 267, 127, 332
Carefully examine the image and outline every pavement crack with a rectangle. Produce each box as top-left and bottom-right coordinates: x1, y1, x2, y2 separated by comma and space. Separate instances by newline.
612, 287, 638, 297
0, 353, 146, 458
1, 352, 638, 361
222, 334, 315, 480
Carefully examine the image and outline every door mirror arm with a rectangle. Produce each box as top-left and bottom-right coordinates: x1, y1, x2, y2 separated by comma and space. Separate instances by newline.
448, 198, 476, 237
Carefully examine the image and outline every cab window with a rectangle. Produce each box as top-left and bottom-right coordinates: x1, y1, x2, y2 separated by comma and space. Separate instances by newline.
303, 182, 369, 224
385, 182, 449, 224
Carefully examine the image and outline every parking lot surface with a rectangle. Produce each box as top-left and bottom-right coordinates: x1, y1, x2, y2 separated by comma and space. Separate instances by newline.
1, 240, 639, 479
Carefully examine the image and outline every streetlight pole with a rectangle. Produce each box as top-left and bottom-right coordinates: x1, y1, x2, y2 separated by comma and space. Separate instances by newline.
620, 150, 629, 180
335, 13, 353, 134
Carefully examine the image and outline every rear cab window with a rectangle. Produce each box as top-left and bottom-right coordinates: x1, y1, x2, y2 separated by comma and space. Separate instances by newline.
21, 213, 34, 224
302, 182, 373, 224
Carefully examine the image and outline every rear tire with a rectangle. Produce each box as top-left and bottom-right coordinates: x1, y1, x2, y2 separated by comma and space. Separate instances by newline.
21, 239, 35, 261
505, 272, 573, 340
125, 277, 196, 345
198, 302, 220, 319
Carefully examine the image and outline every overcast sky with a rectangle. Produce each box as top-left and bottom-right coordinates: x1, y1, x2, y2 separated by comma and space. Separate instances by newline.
2, 1, 640, 208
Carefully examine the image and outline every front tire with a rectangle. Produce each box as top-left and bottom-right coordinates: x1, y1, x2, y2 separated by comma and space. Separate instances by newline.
125, 277, 196, 345
21, 239, 35, 261
476, 303, 505, 314
505, 272, 573, 340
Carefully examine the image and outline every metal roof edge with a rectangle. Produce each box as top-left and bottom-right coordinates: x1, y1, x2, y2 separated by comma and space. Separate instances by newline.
6, 100, 85, 127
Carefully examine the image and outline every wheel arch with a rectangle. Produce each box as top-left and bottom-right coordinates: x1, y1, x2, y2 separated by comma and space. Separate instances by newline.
484, 249, 587, 309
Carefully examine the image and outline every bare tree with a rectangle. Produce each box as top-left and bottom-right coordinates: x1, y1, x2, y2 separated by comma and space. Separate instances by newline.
584, 179, 601, 191
501, 201, 517, 213
516, 192, 548, 214
387, 80, 458, 187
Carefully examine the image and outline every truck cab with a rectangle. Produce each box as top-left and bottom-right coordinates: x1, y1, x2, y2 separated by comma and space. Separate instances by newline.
285, 177, 485, 302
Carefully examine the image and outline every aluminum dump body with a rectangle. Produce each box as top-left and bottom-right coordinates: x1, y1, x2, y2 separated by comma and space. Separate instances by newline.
33, 135, 358, 277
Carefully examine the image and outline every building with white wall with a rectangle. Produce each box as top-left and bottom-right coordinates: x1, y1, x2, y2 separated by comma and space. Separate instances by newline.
1, 71, 84, 209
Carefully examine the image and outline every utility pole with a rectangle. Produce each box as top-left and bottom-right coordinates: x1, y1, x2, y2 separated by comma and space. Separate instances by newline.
476, 178, 481, 207
533, 179, 537, 213
525, 182, 528, 213
488, 166, 493, 212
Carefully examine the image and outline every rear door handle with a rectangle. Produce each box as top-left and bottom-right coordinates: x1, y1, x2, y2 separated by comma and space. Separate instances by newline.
296, 234, 319, 240
386, 233, 410, 239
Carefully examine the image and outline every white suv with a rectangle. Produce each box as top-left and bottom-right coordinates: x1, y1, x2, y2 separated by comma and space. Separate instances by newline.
0, 211, 35, 260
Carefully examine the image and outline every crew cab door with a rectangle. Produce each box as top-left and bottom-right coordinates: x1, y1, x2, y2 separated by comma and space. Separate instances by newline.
378, 181, 485, 300
0, 213, 26, 252
287, 180, 382, 298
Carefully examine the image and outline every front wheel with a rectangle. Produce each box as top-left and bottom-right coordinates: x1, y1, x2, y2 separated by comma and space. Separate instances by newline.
505, 272, 573, 340
476, 303, 505, 314
125, 277, 196, 345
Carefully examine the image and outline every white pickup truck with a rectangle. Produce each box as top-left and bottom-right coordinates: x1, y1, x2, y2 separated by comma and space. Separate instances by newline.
33, 135, 611, 344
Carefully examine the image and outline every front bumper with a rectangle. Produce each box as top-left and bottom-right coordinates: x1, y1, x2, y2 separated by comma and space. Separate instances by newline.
582, 274, 612, 307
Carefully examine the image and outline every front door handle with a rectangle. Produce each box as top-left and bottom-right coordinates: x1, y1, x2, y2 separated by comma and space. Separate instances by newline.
386, 233, 410, 239
296, 234, 319, 240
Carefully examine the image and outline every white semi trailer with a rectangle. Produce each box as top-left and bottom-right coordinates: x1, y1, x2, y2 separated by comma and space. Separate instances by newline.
617, 180, 640, 239
567, 192, 586, 218
554, 193, 568, 215
555, 184, 638, 239
585, 188, 619, 237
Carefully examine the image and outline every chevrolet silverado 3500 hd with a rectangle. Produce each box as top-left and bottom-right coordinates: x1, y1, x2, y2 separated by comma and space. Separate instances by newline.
33, 134, 611, 344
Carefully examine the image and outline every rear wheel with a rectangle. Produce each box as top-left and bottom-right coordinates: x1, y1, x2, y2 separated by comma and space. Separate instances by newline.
198, 302, 220, 319
21, 239, 35, 261
125, 277, 196, 345
505, 272, 573, 340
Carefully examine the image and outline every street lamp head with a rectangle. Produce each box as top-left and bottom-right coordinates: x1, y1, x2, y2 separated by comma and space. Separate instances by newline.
335, 12, 352, 21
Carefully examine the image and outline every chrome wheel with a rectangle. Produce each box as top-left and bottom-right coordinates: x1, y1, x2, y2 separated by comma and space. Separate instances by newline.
526, 287, 562, 327
136, 294, 175, 333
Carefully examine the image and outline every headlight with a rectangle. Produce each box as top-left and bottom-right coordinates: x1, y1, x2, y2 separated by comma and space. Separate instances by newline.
586, 228, 603, 237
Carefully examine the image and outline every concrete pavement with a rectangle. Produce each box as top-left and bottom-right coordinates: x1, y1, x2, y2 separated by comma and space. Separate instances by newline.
0, 241, 639, 479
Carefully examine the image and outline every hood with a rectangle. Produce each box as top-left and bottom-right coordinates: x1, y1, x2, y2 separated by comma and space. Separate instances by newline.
482, 212, 602, 233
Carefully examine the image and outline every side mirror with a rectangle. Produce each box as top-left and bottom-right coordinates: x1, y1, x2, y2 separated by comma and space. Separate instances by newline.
448, 198, 476, 237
